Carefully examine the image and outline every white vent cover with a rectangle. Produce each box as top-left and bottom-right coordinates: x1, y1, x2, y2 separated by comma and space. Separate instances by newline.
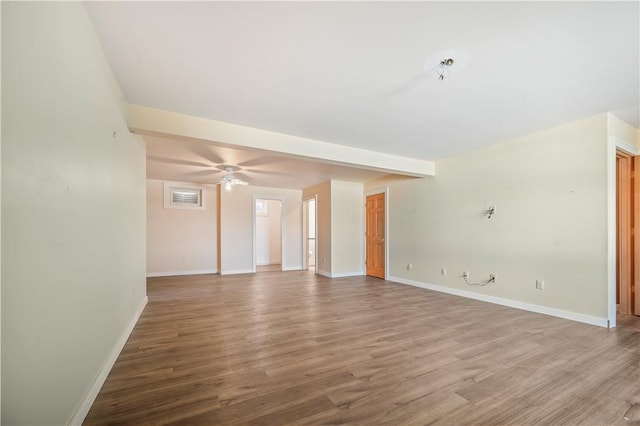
172, 189, 200, 205
164, 182, 205, 210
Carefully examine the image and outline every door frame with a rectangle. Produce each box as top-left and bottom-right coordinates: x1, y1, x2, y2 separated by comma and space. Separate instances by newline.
608, 136, 639, 327
302, 195, 318, 273
616, 149, 634, 315
364, 188, 389, 280
252, 195, 285, 273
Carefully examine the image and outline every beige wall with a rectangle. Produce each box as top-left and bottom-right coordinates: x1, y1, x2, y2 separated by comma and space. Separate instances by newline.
331, 181, 364, 276
304, 180, 364, 277
146, 180, 218, 276
220, 185, 302, 274
256, 199, 282, 265
2, 3, 147, 424
304, 181, 332, 275
367, 114, 609, 321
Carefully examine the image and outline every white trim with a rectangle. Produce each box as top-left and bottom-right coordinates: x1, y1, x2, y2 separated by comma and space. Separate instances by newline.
364, 187, 389, 280
389, 276, 608, 328
282, 266, 303, 272
68, 296, 148, 425
330, 271, 364, 278
302, 195, 318, 274
317, 269, 332, 278
220, 268, 255, 276
611, 135, 640, 156
607, 137, 618, 328
147, 269, 218, 278
163, 181, 205, 210
317, 270, 363, 278
606, 135, 638, 328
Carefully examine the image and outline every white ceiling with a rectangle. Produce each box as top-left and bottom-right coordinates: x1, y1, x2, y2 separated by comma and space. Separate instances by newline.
86, 1, 639, 187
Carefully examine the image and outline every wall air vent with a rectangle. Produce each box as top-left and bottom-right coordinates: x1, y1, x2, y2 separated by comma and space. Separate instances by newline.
172, 189, 199, 205
164, 182, 205, 210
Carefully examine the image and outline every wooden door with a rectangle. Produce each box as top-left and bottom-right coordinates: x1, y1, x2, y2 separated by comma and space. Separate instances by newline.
616, 151, 637, 315
366, 193, 385, 279
634, 156, 639, 315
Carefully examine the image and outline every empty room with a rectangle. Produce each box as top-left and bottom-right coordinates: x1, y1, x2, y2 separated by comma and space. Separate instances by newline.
2, 1, 639, 425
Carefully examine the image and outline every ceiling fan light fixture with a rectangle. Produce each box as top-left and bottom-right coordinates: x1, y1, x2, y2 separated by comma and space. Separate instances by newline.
218, 164, 249, 190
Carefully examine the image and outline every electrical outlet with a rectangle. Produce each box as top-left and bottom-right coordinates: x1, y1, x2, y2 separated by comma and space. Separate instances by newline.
441, 267, 447, 276
407, 263, 413, 271
536, 279, 544, 290
463, 271, 469, 278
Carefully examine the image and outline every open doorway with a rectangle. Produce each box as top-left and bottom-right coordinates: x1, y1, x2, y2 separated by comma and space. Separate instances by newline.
254, 198, 283, 273
303, 197, 317, 272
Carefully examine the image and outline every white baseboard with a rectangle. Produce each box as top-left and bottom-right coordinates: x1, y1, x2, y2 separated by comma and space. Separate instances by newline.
220, 268, 254, 276
317, 270, 364, 278
331, 271, 364, 278
388, 276, 608, 328
147, 269, 218, 278
282, 266, 303, 271
68, 295, 148, 425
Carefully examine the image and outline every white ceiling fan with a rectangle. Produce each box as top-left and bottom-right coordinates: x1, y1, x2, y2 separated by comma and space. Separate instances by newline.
219, 166, 249, 191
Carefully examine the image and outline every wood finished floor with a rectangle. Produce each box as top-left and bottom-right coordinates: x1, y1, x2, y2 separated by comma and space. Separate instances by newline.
85, 272, 640, 425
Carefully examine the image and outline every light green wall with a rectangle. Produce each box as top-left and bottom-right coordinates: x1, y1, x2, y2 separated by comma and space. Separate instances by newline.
304, 180, 364, 277
2, 3, 146, 424
370, 114, 609, 319
331, 181, 364, 276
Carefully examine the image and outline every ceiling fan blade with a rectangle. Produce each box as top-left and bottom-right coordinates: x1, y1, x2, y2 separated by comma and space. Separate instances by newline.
232, 171, 251, 181
243, 169, 291, 177
182, 169, 221, 178
237, 156, 283, 167
231, 178, 249, 185
192, 144, 225, 165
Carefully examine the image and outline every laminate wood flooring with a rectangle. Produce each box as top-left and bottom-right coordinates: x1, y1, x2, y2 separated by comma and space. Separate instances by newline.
84, 272, 640, 425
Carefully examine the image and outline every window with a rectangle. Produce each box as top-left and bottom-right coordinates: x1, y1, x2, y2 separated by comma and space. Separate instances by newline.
164, 182, 205, 210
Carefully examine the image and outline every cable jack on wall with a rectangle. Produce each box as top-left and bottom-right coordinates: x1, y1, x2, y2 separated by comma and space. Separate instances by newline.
462, 271, 495, 286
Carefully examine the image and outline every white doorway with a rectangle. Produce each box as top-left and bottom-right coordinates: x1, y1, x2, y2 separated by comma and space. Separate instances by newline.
303, 197, 317, 272
254, 198, 283, 273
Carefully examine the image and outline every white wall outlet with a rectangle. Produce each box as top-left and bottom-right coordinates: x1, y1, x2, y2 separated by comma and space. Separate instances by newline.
536, 279, 545, 290
463, 271, 469, 278
441, 267, 447, 276
407, 263, 413, 271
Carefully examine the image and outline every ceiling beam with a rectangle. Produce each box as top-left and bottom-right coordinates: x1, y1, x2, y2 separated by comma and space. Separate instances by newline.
128, 104, 435, 177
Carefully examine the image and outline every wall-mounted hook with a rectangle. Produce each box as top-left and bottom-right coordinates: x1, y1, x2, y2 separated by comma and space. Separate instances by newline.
486, 206, 495, 219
